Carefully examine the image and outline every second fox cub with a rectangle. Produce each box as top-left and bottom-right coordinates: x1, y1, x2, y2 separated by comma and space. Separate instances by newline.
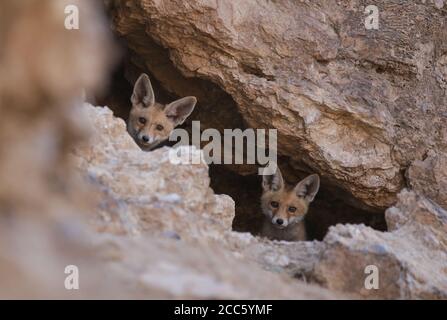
261, 168, 320, 241
127, 73, 197, 151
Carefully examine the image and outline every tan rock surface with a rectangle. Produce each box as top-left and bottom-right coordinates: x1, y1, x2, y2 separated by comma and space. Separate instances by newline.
108, 0, 447, 210
313, 190, 447, 299
407, 150, 447, 210
74, 103, 330, 297
75, 104, 447, 299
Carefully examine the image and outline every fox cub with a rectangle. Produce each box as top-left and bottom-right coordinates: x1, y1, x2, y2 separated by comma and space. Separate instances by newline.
127, 73, 197, 151
261, 168, 320, 241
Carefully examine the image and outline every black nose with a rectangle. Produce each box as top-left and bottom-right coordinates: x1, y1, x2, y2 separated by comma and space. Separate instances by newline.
276, 218, 283, 225
142, 135, 149, 143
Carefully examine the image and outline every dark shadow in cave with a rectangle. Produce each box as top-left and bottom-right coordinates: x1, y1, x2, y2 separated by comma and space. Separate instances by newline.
209, 163, 387, 241
93, 49, 176, 122
93, 60, 132, 120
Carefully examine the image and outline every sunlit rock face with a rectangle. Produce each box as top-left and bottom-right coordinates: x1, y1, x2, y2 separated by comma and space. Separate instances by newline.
314, 190, 447, 299
71, 103, 339, 299
107, 0, 447, 211
69, 103, 447, 300
73, 104, 235, 240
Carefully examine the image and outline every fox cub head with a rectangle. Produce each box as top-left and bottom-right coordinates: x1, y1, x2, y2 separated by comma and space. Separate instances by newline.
127, 73, 197, 151
261, 168, 320, 229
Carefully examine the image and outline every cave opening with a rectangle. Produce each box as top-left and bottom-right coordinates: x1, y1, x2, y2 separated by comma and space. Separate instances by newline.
209, 163, 387, 241
93, 38, 387, 242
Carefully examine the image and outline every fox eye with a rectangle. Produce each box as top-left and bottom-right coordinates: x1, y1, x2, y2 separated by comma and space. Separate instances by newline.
288, 206, 297, 213
270, 201, 279, 208
156, 124, 164, 131
138, 117, 147, 125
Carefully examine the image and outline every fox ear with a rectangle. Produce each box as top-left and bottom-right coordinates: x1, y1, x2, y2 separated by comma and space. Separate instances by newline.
262, 168, 284, 192
131, 73, 155, 108
294, 174, 320, 202
164, 96, 197, 126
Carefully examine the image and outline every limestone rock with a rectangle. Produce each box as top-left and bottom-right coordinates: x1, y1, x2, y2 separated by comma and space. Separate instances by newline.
72, 103, 338, 299
313, 190, 447, 299
73, 104, 235, 241
108, 0, 447, 210
96, 234, 337, 299
74, 103, 322, 278
407, 150, 447, 210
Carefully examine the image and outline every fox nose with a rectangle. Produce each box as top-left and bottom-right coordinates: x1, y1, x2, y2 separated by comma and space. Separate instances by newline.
276, 218, 284, 225
142, 135, 149, 143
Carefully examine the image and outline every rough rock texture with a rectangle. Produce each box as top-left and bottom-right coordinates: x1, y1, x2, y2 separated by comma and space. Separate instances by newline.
2, 0, 447, 300
407, 150, 447, 210
74, 104, 447, 299
75, 104, 332, 298
314, 190, 447, 299
108, 0, 447, 210
73, 104, 235, 240
0, 0, 338, 299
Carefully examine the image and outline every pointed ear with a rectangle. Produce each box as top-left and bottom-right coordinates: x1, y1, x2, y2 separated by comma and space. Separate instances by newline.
294, 174, 320, 202
131, 73, 155, 108
164, 96, 197, 126
262, 168, 284, 192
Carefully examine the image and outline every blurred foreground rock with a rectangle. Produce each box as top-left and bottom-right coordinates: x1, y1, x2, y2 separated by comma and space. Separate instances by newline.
0, 0, 116, 298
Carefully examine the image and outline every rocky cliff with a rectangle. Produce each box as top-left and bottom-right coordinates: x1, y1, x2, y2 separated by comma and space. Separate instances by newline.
0, 0, 446, 299
107, 0, 447, 212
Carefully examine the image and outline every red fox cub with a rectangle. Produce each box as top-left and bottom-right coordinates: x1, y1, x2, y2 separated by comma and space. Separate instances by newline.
261, 168, 320, 241
127, 73, 197, 151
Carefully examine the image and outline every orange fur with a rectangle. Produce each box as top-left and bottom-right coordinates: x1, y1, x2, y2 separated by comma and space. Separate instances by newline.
260, 169, 320, 241
127, 73, 196, 151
